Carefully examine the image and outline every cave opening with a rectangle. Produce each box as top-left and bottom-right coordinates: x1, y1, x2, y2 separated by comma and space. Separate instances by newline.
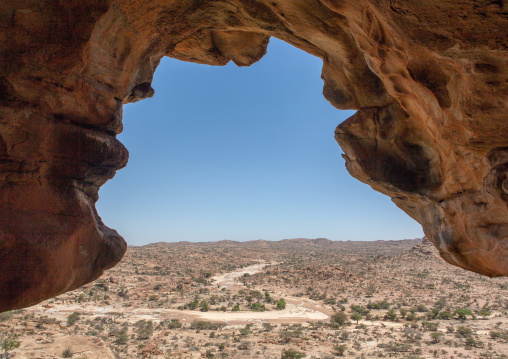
96, 38, 424, 245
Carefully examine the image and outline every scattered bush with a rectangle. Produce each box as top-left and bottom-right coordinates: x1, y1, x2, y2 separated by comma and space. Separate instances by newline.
350, 305, 369, 316
190, 321, 225, 330
250, 302, 266, 311
367, 301, 390, 310
281, 348, 306, 359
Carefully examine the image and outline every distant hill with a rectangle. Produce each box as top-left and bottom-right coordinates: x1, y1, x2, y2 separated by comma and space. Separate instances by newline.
138, 237, 424, 256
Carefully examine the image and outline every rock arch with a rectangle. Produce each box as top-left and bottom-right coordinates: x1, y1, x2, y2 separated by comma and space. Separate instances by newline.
1, 0, 507, 311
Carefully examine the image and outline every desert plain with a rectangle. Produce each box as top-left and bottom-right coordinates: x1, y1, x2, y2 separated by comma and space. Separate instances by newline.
1, 238, 508, 359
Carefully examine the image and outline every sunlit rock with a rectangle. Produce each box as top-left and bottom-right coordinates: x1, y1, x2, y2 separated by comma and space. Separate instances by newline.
0, 0, 507, 311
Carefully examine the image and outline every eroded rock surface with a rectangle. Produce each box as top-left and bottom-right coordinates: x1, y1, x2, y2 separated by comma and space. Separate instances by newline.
0, 0, 507, 311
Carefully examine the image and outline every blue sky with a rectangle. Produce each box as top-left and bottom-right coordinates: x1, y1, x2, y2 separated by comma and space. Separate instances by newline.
97, 38, 424, 245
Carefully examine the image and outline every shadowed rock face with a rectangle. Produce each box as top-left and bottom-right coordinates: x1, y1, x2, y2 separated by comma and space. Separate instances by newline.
0, 0, 507, 311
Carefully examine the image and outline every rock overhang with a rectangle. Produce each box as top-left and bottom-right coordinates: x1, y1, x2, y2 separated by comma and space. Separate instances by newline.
0, 0, 507, 311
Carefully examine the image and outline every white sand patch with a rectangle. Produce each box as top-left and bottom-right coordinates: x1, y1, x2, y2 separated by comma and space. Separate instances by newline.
28, 260, 330, 325
212, 262, 271, 288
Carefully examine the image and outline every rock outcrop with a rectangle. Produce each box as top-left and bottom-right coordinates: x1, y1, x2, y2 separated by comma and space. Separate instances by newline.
0, 0, 507, 311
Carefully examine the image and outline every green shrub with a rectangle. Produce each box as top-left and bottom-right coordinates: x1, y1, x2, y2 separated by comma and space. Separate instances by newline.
490, 330, 508, 340
331, 312, 348, 326
367, 301, 390, 309
167, 319, 182, 329
281, 349, 306, 359
279, 330, 302, 343
1, 332, 20, 357
334, 344, 347, 356
438, 310, 453, 320
67, 312, 80, 326
200, 300, 210, 312
422, 322, 439, 331
250, 302, 266, 311
430, 332, 444, 343
384, 309, 397, 321
62, 348, 73, 358
350, 305, 369, 315
115, 334, 128, 345
456, 326, 473, 337
190, 321, 225, 330
135, 320, 153, 339
455, 308, 473, 320
276, 299, 286, 310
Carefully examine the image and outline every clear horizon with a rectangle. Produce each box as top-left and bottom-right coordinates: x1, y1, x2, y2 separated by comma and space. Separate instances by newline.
129, 237, 425, 247
97, 38, 424, 246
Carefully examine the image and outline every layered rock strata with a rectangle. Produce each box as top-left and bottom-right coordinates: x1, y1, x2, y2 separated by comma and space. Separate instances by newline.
0, 0, 507, 311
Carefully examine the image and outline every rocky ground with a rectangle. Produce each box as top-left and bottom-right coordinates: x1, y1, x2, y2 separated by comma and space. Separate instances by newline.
1, 238, 508, 358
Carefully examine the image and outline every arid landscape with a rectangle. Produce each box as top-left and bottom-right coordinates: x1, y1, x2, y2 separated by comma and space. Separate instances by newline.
2, 238, 508, 359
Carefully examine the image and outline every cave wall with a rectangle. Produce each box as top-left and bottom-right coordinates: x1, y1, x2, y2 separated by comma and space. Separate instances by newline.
0, 0, 507, 311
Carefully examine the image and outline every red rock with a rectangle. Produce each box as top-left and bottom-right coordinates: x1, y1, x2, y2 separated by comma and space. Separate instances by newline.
0, 0, 507, 312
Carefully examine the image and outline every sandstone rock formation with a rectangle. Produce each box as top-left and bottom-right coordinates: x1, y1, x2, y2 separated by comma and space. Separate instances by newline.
0, 0, 507, 311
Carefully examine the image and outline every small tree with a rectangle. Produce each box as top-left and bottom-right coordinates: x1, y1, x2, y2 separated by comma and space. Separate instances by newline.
1, 332, 20, 359
331, 312, 348, 326
135, 320, 153, 340
109, 312, 123, 323
276, 299, 286, 310
351, 313, 362, 324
